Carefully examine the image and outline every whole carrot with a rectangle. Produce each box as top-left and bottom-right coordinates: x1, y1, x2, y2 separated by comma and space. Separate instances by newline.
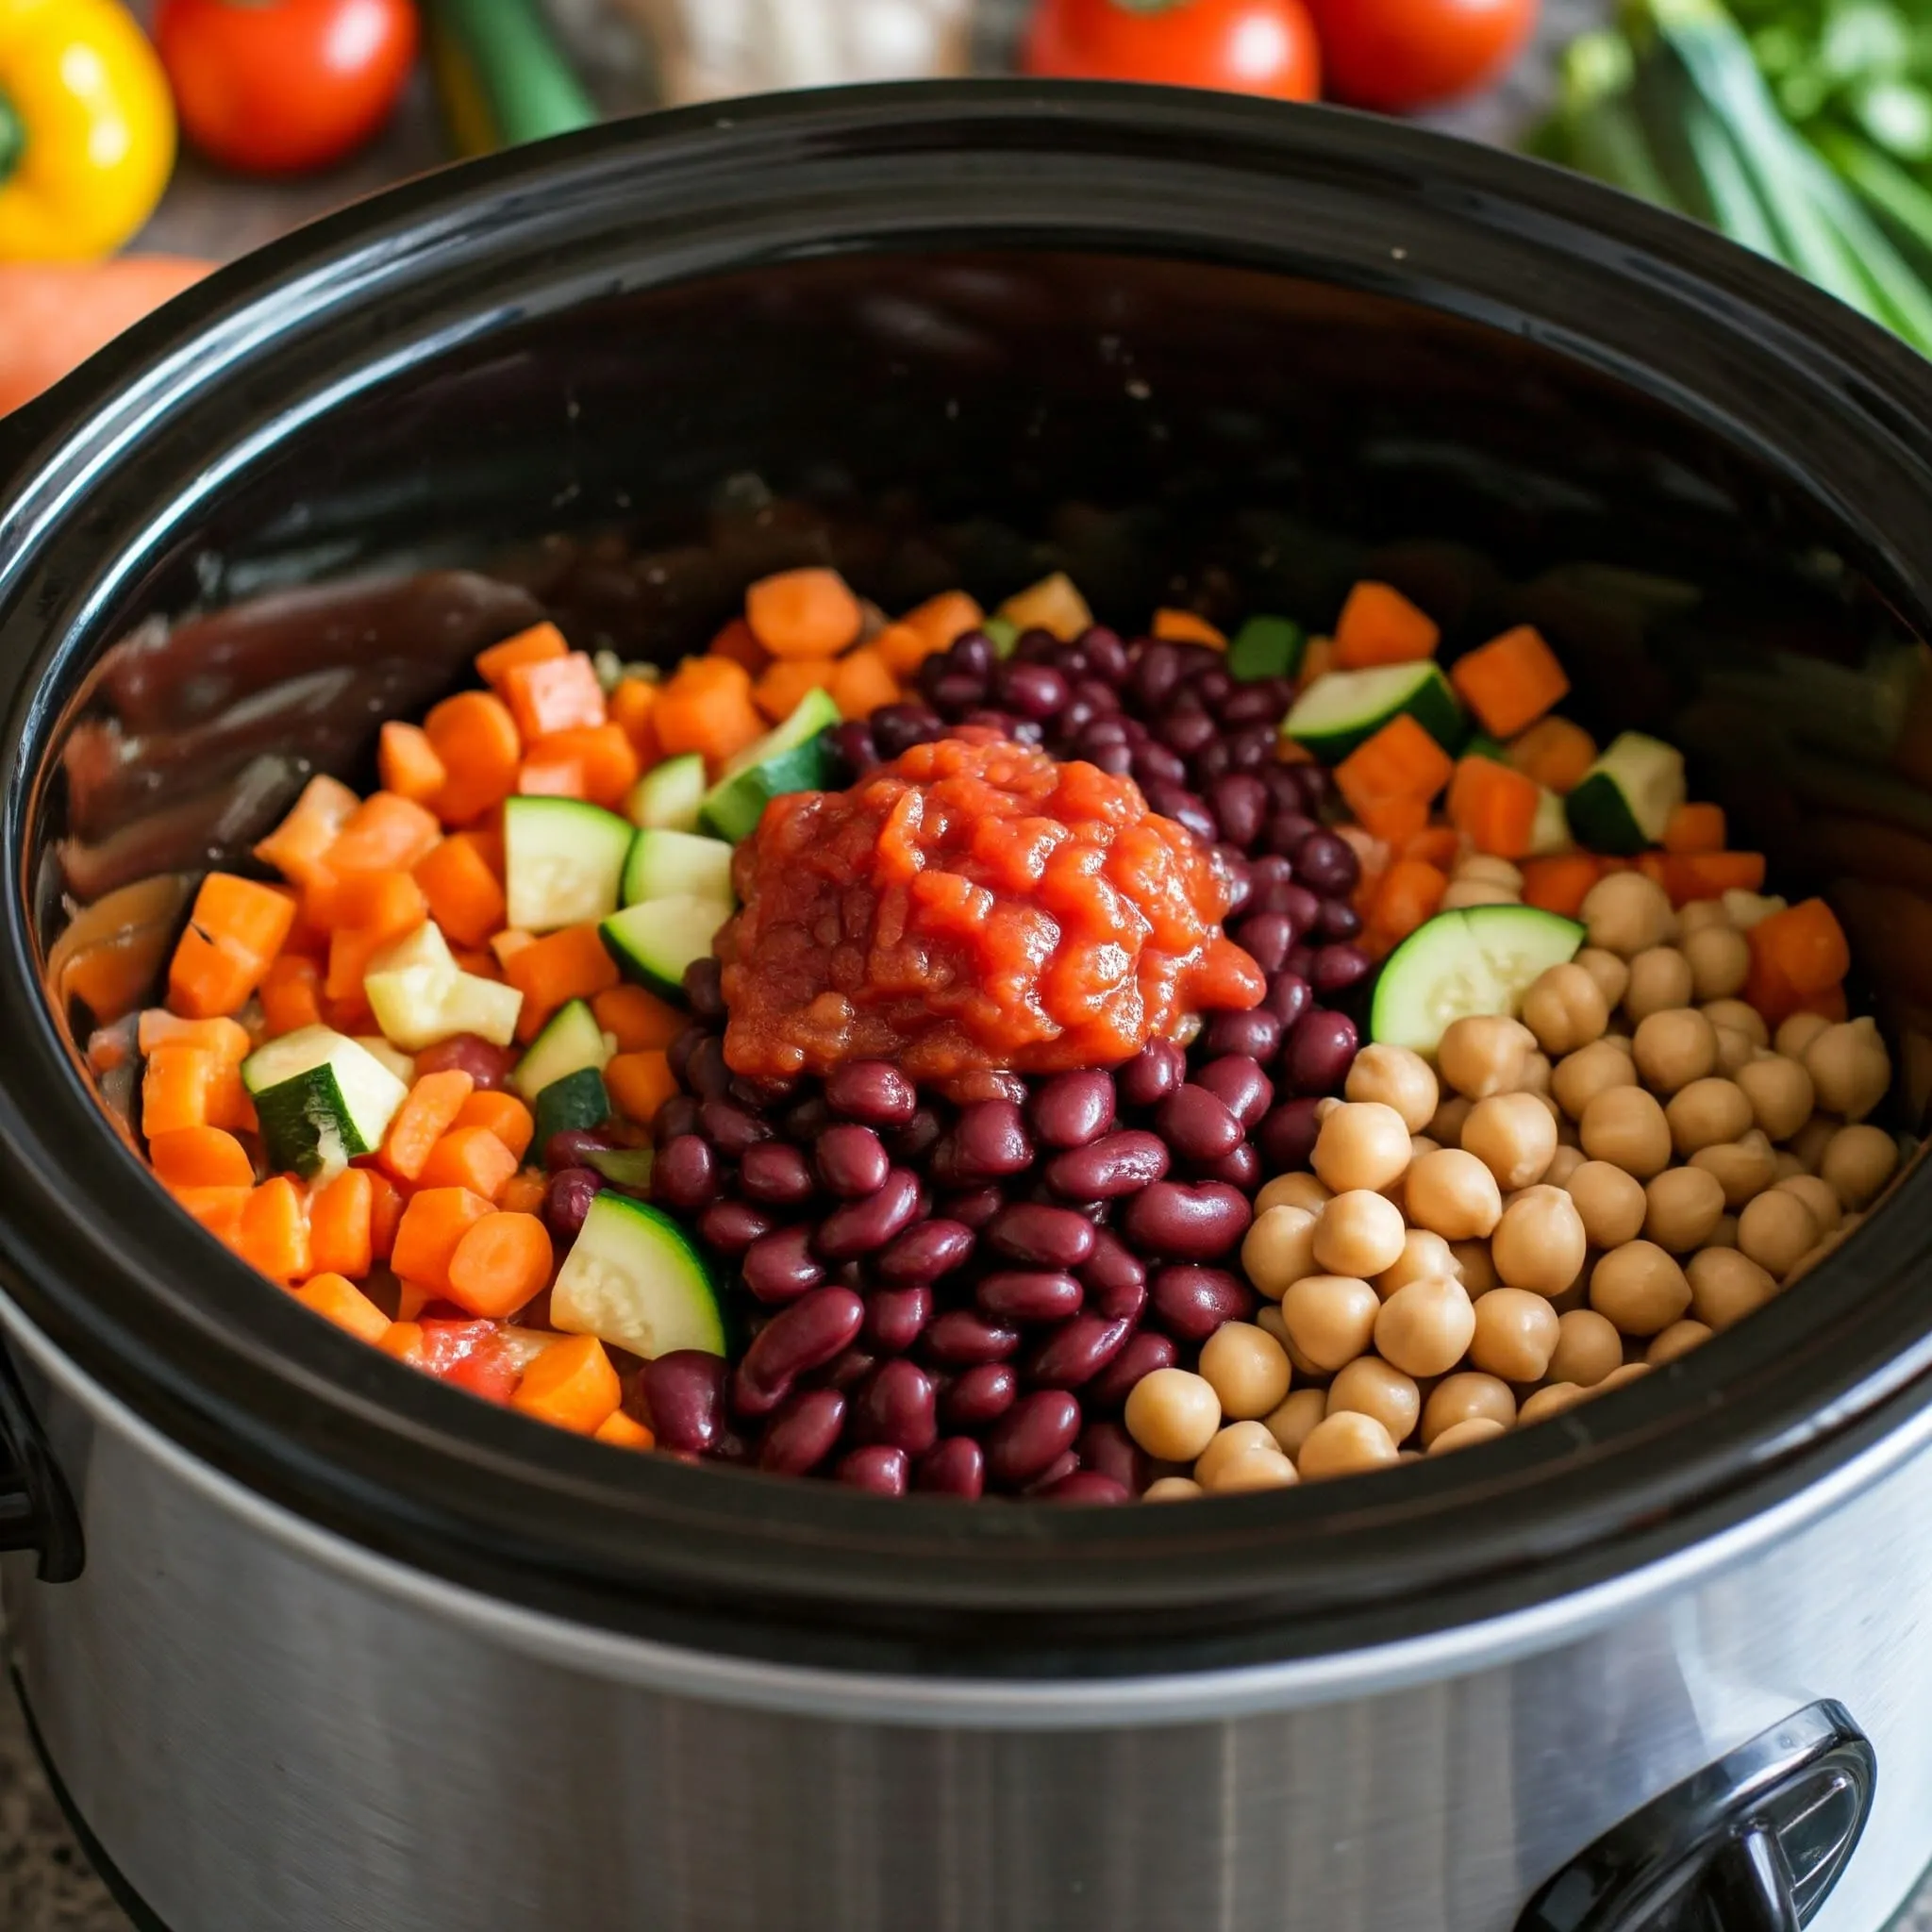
0, 258, 213, 418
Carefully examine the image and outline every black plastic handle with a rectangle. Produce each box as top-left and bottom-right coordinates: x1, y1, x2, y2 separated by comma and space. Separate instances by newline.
1516, 1701, 1874, 1932
0, 1341, 82, 1583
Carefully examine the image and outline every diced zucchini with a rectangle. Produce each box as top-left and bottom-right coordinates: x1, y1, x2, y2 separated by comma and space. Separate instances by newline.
1463, 730, 1508, 764
355, 1037, 417, 1085
550, 1191, 726, 1360
1527, 785, 1572, 858
983, 615, 1020, 658
599, 896, 730, 1003
434, 974, 524, 1048
503, 796, 635, 931
621, 828, 735, 909
1283, 662, 1466, 762
534, 1067, 610, 1151
996, 571, 1092, 642
1228, 615, 1305, 683
697, 689, 841, 843
1565, 732, 1687, 857
512, 999, 611, 1101
1371, 906, 1585, 1057
241, 1025, 408, 1179
365, 920, 522, 1051
625, 752, 707, 835
586, 1146, 654, 1191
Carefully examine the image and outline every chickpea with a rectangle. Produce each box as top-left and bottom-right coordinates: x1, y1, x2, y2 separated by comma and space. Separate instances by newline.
1581, 871, 1674, 957
1805, 1019, 1891, 1124
1646, 1319, 1713, 1366
1677, 899, 1729, 937
1705, 999, 1769, 1048
1776, 1172, 1842, 1235
1734, 1056, 1815, 1143
1564, 1159, 1648, 1247
1709, 1213, 1739, 1249
1712, 1026, 1759, 1077
1821, 1124, 1899, 1210
1642, 1166, 1726, 1254
1772, 1152, 1806, 1184
1681, 924, 1751, 1001
1450, 1239, 1499, 1296
1376, 1228, 1462, 1299
1687, 1247, 1777, 1331
1601, 1030, 1635, 1053
1309, 1191, 1404, 1284
1280, 1330, 1333, 1383
1297, 1411, 1400, 1480
1198, 1322, 1292, 1421
1429, 1417, 1508, 1455
1438, 1015, 1537, 1101
1374, 1275, 1477, 1378
1345, 1044, 1440, 1134
1553, 1040, 1640, 1121
1278, 1274, 1380, 1374
1522, 963, 1610, 1058
1666, 1078, 1755, 1158
1787, 1114, 1840, 1174
1547, 1307, 1624, 1387
1241, 1205, 1320, 1302
1420, 1372, 1517, 1445
1520, 1051, 1555, 1095
1405, 1148, 1504, 1241
1775, 1011, 1832, 1061
1262, 1387, 1329, 1459
1194, 1421, 1283, 1488
1629, 1008, 1716, 1096
1325, 1356, 1421, 1446
1576, 947, 1632, 1009
1428, 1093, 1474, 1147
1463, 1091, 1561, 1191
1202, 1448, 1300, 1493
1313, 1102, 1413, 1195
1458, 855, 1524, 890
1543, 1142, 1587, 1187
1256, 1173, 1331, 1216
1442, 878, 1520, 909
1518, 1382, 1588, 1424
1468, 1286, 1562, 1381
1624, 946, 1696, 1023
1124, 1368, 1224, 1462
1590, 1241, 1692, 1336
1491, 1185, 1589, 1297
1143, 1476, 1205, 1501
1580, 1085, 1674, 1178
1587, 1362, 1653, 1398
1313, 1097, 1343, 1124
1724, 889, 1786, 929
1737, 1190, 1819, 1277
1689, 1131, 1777, 1209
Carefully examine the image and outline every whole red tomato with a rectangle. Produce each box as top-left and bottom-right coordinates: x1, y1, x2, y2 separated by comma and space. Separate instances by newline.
155, 0, 421, 176
1304, 0, 1539, 113
1024, 0, 1322, 101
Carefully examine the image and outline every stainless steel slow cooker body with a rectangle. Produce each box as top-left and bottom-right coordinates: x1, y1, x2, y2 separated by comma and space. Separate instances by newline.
5, 85, 1932, 1932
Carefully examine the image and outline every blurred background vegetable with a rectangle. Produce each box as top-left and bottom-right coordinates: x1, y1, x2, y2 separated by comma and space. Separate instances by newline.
0, 256, 209, 413
1022, 0, 1323, 98
427, 0, 596, 156
1309, 0, 1542, 110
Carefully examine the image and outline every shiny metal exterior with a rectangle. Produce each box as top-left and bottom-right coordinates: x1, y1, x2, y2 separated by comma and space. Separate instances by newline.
5, 1299, 1928, 1932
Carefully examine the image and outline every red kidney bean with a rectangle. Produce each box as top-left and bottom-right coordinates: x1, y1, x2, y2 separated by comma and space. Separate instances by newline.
949, 1069, 1029, 1108
1044, 1130, 1171, 1201
1156, 709, 1218, 759
1123, 1181, 1252, 1258
1028, 1070, 1117, 1150
1076, 1420, 1147, 1494
686, 1036, 733, 1102
1260, 763, 1305, 812
1275, 884, 1324, 940
997, 662, 1072, 721
1317, 897, 1364, 942
871, 702, 943, 758
543, 1167, 602, 1241
1204, 1141, 1262, 1190
1207, 773, 1269, 849
652, 1136, 719, 1213
977, 1270, 1085, 1324
985, 1390, 1083, 1491
681, 956, 725, 1020
1023, 1313, 1133, 1389
1264, 812, 1320, 861
1143, 783, 1218, 844
815, 1168, 921, 1258
783, 1095, 834, 1143
953, 1100, 1032, 1178
987, 1203, 1097, 1269
1295, 829, 1359, 894
815, 1124, 891, 1199
1220, 682, 1291, 726
1191, 665, 1235, 708
758, 1388, 846, 1474
941, 1361, 1019, 1429
1215, 846, 1254, 914
876, 1218, 976, 1284
698, 1198, 777, 1256
888, 1107, 943, 1163
413, 1033, 515, 1091
829, 717, 881, 775
837, 1445, 909, 1496
667, 1028, 707, 1091
1285, 943, 1316, 981
1079, 1227, 1146, 1314
924, 1310, 1022, 1366
928, 670, 989, 713
1085, 741, 1134, 777
863, 1286, 933, 1355
951, 632, 998, 678
655, 1093, 703, 1146
853, 1359, 939, 1455
738, 1141, 817, 1208
1131, 741, 1189, 791
941, 1186, 1006, 1231
1281, 1008, 1358, 1096
729, 1074, 797, 1111
1195, 1055, 1274, 1129
1225, 723, 1279, 772
1263, 972, 1312, 1027
741, 1225, 826, 1305
643, 1351, 729, 1453
1043, 1471, 1133, 1504
1085, 1329, 1178, 1412
1129, 640, 1185, 708
1191, 739, 1232, 788
1023, 1449, 1083, 1494
824, 1059, 917, 1126
1230, 912, 1293, 975
734, 1287, 866, 1416
1119, 1040, 1187, 1109
916, 1437, 986, 1498
1151, 1264, 1257, 1341
698, 1098, 770, 1158
820, 1346, 876, 1392
1257, 1097, 1324, 1170
1312, 942, 1373, 994
1081, 626, 1130, 683
1156, 1084, 1244, 1161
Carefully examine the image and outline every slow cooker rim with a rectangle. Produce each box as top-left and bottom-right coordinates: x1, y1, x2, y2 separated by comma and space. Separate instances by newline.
5, 81, 1932, 1676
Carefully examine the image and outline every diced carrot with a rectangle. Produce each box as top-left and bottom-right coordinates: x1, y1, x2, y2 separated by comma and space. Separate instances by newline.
324, 991, 375, 1037
452, 946, 503, 981
753, 656, 839, 724
1299, 637, 1336, 685
504, 923, 621, 1040
1334, 713, 1457, 830
291, 1273, 391, 1346
828, 646, 900, 721
708, 616, 768, 674
1446, 757, 1542, 860
1521, 854, 1604, 919
148, 1125, 254, 1190
378, 1321, 425, 1363
380, 1069, 476, 1184
164, 926, 257, 1022
259, 954, 324, 1036
377, 723, 449, 807
444, 1210, 554, 1320
1663, 803, 1726, 855
592, 984, 683, 1051
1742, 945, 1802, 1029
325, 924, 404, 1005
527, 724, 640, 808
87, 1025, 135, 1075
1355, 794, 1431, 847
1153, 609, 1227, 650
501, 652, 607, 741
594, 1409, 656, 1450
464, 821, 505, 878
653, 656, 765, 769
1332, 582, 1440, 669
902, 589, 985, 655
138, 1011, 251, 1062
1507, 716, 1597, 794
1749, 898, 1851, 999
254, 774, 359, 889
367, 1171, 405, 1261
169, 1184, 251, 1246
454, 1089, 536, 1162
203, 1058, 255, 1133
237, 1177, 311, 1283
142, 1044, 216, 1135
309, 1167, 375, 1279
497, 1170, 548, 1216
1400, 825, 1461, 870
1649, 851, 1767, 908
1449, 625, 1571, 740
166, 874, 297, 1019
333, 869, 427, 937
746, 567, 863, 659
516, 752, 587, 799
606, 1049, 676, 1124
491, 928, 536, 970
874, 623, 936, 679
423, 690, 522, 825
391, 1187, 495, 1292
510, 1333, 621, 1434
1370, 858, 1448, 941
609, 677, 660, 760
999, 572, 1092, 642
1797, 985, 1849, 1023
324, 792, 443, 876
413, 834, 508, 948
475, 621, 568, 694
416, 1125, 520, 1200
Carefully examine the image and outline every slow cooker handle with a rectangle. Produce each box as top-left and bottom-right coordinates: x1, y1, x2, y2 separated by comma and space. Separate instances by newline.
0, 1344, 82, 1584
1514, 1701, 1874, 1931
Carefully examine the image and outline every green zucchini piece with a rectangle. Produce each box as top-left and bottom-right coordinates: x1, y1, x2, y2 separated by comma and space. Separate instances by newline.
1371, 906, 1586, 1057
512, 998, 611, 1102
1227, 615, 1305, 683
983, 615, 1021, 658
621, 828, 734, 909
533, 1068, 610, 1151
624, 751, 707, 834
549, 1191, 727, 1360
1283, 662, 1466, 762
503, 796, 634, 931
586, 1146, 654, 1191
599, 896, 730, 1003
1565, 732, 1686, 856
365, 921, 523, 1052
241, 1026, 409, 1180
697, 689, 841, 842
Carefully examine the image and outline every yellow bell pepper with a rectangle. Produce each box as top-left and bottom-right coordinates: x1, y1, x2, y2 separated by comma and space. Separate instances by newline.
0, 0, 175, 260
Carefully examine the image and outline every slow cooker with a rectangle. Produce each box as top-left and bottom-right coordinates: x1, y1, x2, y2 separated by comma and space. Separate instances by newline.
2, 84, 1931, 1932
